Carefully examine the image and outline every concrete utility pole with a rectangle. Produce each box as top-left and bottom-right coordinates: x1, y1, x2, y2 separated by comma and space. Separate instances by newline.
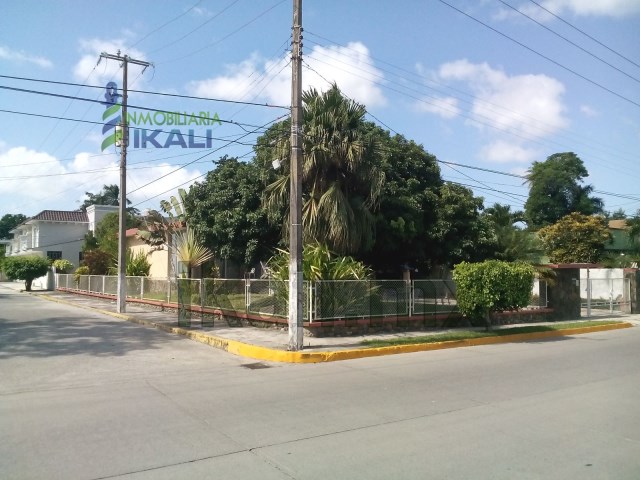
99, 52, 151, 313
288, 0, 304, 350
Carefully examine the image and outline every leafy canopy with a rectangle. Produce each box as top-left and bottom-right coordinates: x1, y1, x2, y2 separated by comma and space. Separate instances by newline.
184, 157, 280, 268
262, 84, 384, 255
2, 255, 51, 291
0, 213, 27, 239
524, 152, 603, 229
537, 213, 611, 264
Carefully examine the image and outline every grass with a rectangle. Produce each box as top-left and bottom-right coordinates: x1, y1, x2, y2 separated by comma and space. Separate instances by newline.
360, 320, 625, 347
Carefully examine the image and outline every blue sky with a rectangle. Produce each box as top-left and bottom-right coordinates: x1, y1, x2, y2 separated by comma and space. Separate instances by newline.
1, 0, 639, 218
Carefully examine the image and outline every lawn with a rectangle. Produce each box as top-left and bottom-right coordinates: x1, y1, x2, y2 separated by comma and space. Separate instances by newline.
361, 320, 625, 347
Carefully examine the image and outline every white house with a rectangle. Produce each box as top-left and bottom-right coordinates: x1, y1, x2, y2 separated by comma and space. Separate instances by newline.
5, 205, 118, 268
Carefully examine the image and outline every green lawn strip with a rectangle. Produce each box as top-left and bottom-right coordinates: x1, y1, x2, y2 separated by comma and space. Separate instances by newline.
361, 320, 625, 347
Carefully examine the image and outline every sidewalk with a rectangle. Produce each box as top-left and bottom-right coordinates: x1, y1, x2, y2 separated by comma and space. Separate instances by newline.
1, 281, 637, 363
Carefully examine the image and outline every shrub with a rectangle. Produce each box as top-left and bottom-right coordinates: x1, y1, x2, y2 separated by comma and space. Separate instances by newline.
2, 255, 51, 291
74, 265, 90, 284
81, 249, 113, 275
126, 249, 151, 277
52, 259, 74, 273
453, 260, 535, 331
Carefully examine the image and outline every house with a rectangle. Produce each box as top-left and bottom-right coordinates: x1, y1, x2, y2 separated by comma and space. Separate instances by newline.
126, 228, 172, 278
5, 205, 119, 268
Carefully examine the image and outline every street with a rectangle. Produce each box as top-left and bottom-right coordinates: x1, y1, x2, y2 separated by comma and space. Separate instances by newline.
1, 287, 639, 479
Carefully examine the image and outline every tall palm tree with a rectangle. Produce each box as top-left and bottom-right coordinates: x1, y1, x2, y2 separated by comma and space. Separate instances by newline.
265, 84, 384, 255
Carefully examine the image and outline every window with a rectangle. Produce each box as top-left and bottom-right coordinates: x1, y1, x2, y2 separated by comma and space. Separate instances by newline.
47, 251, 62, 260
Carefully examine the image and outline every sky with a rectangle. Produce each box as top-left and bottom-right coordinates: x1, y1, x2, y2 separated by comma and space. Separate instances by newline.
1, 0, 639, 219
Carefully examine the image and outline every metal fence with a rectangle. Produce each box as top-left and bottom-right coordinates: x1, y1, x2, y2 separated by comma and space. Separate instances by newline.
56, 274, 545, 322
581, 277, 631, 315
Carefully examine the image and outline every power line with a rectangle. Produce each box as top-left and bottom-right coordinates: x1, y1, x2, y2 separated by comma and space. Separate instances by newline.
0, 74, 288, 109
436, 0, 640, 108
147, 0, 242, 55
127, 113, 289, 196
497, 0, 640, 84
157, 0, 287, 64
130, 0, 204, 48
526, 0, 640, 71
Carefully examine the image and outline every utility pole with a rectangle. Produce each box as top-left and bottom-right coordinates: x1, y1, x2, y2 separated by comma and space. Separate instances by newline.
288, 0, 304, 350
99, 51, 151, 313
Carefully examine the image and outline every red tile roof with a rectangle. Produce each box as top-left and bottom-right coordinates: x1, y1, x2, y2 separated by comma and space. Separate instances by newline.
30, 210, 88, 223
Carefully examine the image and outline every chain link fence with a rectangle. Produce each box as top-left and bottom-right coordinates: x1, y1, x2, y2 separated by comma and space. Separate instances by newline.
56, 274, 549, 322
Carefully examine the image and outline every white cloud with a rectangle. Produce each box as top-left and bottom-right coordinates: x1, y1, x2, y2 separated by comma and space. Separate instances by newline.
187, 42, 387, 108
480, 140, 539, 164
74, 39, 148, 85
580, 105, 599, 117
537, 0, 640, 16
0, 146, 201, 214
0, 45, 52, 68
415, 96, 461, 119
501, 0, 640, 20
436, 59, 568, 138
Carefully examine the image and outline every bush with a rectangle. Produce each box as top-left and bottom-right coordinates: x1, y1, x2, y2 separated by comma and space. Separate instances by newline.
2, 255, 51, 291
81, 249, 113, 275
74, 265, 90, 284
126, 249, 151, 277
52, 259, 74, 273
453, 260, 535, 331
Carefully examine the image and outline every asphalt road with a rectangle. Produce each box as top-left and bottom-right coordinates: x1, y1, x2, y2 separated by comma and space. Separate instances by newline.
1, 288, 639, 479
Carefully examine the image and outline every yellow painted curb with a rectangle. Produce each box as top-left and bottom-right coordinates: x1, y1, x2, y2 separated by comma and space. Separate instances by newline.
35, 294, 633, 363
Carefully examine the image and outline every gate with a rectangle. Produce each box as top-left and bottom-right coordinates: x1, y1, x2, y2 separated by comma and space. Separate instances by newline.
581, 272, 631, 316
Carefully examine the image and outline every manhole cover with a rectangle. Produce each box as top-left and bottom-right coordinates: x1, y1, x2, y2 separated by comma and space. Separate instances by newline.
241, 362, 271, 370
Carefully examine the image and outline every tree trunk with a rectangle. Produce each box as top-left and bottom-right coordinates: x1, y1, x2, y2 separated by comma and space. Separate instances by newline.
24, 279, 32, 291
484, 311, 492, 332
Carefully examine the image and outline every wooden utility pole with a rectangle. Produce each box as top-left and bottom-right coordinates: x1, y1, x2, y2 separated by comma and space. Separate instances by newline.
288, 0, 304, 350
99, 51, 151, 313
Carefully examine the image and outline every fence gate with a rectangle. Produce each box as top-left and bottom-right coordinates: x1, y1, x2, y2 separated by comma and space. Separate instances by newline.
581, 276, 631, 316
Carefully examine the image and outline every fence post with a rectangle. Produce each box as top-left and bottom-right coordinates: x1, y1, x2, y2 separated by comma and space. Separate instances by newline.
408, 280, 413, 317
167, 278, 171, 304
245, 278, 251, 312
308, 282, 314, 323
200, 278, 204, 310
140, 277, 144, 299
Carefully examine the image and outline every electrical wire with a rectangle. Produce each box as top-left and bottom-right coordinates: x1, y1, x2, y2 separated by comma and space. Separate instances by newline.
130, 0, 204, 48
497, 0, 640, 84
526, 0, 640, 70
436, 0, 640, 108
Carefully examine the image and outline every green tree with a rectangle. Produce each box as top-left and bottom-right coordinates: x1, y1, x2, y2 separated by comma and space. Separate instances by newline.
184, 157, 281, 268
360, 129, 443, 274
524, 152, 603, 229
79, 184, 138, 214
453, 260, 535, 331
94, 212, 139, 259
483, 203, 540, 262
261, 84, 384, 255
2, 255, 51, 291
537, 213, 611, 263
0, 213, 27, 239
433, 183, 496, 266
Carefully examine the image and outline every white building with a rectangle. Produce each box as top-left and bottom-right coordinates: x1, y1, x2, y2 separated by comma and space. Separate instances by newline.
5, 205, 118, 268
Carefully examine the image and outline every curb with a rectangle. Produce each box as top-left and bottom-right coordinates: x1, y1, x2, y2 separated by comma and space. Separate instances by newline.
36, 293, 634, 364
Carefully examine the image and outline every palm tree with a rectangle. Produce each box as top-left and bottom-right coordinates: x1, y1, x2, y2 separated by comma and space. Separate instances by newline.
173, 228, 215, 278
265, 84, 384, 255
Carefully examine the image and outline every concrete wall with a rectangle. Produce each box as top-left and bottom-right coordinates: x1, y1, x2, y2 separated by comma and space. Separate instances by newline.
128, 236, 171, 278
547, 268, 581, 320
